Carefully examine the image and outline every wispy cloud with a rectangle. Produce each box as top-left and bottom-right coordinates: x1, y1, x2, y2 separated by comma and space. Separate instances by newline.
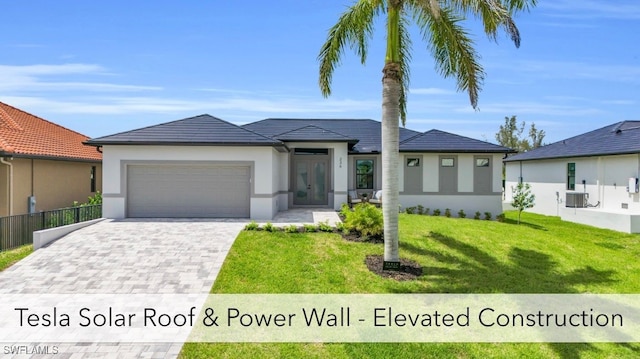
0, 63, 106, 75
0, 63, 161, 92
601, 99, 636, 105
455, 101, 604, 117
539, 0, 640, 20
497, 60, 640, 83
0, 95, 378, 117
409, 87, 455, 95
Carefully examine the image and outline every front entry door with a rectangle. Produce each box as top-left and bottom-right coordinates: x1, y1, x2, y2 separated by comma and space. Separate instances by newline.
294, 159, 328, 205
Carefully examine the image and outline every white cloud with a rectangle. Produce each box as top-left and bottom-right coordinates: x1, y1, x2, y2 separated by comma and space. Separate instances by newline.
409, 87, 455, 95
496, 60, 640, 83
539, 0, 640, 20
0, 95, 378, 117
0, 63, 161, 93
454, 101, 604, 117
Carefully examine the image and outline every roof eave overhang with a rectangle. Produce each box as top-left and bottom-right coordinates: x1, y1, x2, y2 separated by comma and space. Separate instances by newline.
280, 139, 359, 144
84, 141, 283, 147
399, 149, 513, 153
504, 150, 640, 162
0, 151, 102, 163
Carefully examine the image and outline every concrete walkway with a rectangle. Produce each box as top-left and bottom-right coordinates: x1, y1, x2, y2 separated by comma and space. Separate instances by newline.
0, 219, 245, 358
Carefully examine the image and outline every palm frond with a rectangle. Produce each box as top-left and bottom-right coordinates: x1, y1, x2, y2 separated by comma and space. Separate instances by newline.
397, 15, 413, 125
449, 0, 530, 48
501, 0, 538, 11
413, 5, 485, 108
318, 0, 383, 97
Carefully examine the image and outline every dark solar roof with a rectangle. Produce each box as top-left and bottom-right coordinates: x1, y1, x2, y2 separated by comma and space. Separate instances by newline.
400, 129, 513, 153
504, 121, 640, 162
275, 125, 358, 143
88, 115, 515, 154
86, 114, 281, 146
244, 118, 420, 153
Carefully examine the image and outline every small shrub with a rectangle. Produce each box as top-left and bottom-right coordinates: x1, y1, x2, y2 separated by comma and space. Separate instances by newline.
416, 205, 424, 215
444, 208, 451, 218
474, 211, 481, 220
484, 212, 492, 221
432, 209, 441, 216
284, 224, 299, 233
245, 221, 259, 231
496, 213, 506, 222
340, 203, 351, 219
458, 209, 466, 218
303, 224, 318, 232
335, 222, 345, 232
343, 203, 383, 238
317, 221, 333, 232
263, 222, 276, 232
423, 207, 430, 215
405, 206, 416, 214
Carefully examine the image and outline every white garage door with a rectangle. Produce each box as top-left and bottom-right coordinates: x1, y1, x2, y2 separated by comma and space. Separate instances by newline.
127, 164, 251, 218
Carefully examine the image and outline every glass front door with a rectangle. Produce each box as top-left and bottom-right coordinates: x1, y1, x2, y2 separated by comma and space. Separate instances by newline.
294, 158, 328, 205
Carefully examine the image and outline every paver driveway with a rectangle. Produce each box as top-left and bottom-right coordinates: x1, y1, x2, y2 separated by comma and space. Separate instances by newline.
0, 219, 245, 358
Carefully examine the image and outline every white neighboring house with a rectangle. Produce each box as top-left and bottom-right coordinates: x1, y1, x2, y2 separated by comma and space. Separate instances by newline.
504, 121, 640, 233
86, 115, 513, 220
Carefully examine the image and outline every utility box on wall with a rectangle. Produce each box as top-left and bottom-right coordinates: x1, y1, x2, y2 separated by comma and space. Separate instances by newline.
629, 178, 639, 194
28, 196, 36, 213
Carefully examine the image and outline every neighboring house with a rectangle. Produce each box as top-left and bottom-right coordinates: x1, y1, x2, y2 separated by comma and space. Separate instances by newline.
86, 115, 512, 220
503, 121, 640, 233
0, 102, 103, 216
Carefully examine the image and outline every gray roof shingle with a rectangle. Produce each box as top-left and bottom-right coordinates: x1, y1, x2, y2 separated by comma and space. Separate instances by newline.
504, 121, 640, 162
244, 118, 419, 153
275, 125, 358, 143
86, 114, 282, 146
400, 129, 513, 153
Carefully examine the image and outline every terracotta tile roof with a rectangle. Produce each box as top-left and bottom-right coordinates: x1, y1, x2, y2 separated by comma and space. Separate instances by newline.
0, 101, 102, 161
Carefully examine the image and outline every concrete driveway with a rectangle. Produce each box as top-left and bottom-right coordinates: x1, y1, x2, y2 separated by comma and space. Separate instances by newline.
0, 219, 245, 358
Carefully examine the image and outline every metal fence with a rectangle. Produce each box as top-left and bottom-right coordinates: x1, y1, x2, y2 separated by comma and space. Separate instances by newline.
0, 204, 102, 252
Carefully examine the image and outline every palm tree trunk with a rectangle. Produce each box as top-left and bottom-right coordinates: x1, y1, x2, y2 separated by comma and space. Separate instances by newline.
382, 62, 401, 267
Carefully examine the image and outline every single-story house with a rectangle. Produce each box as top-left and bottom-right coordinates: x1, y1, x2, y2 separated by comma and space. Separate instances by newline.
0, 101, 103, 216
504, 121, 640, 233
86, 115, 512, 220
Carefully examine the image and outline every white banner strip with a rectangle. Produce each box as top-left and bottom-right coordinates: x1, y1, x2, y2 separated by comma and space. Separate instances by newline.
0, 294, 639, 343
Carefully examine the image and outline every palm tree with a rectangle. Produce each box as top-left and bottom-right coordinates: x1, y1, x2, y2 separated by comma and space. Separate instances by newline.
319, 0, 536, 268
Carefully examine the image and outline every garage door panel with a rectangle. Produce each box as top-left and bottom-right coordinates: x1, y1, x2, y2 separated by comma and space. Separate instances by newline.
127, 165, 250, 218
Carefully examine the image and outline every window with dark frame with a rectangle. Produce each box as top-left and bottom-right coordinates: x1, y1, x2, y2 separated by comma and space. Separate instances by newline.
476, 158, 490, 167
567, 163, 576, 190
441, 158, 455, 167
406, 158, 420, 167
91, 166, 96, 193
355, 159, 374, 189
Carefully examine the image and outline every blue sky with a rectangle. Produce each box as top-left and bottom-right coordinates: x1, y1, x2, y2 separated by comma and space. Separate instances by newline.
1, 1, 639, 143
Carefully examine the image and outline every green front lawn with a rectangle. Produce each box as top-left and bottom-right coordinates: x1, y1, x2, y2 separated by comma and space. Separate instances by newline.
0, 245, 32, 271
182, 212, 640, 358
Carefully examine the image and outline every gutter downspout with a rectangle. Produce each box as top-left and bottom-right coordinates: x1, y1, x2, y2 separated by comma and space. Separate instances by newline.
0, 157, 13, 215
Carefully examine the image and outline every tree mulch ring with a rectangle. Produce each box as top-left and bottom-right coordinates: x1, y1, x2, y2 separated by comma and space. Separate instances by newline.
365, 255, 423, 281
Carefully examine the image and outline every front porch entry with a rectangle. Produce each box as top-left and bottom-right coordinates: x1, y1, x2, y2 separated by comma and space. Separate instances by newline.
293, 149, 329, 206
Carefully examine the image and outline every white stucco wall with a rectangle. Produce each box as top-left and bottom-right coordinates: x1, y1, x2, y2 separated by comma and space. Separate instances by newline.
458, 155, 474, 193
277, 151, 289, 211
422, 155, 439, 192
505, 154, 640, 218
101, 145, 281, 220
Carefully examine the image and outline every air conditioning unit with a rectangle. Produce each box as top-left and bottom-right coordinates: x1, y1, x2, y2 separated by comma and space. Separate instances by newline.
566, 192, 587, 208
